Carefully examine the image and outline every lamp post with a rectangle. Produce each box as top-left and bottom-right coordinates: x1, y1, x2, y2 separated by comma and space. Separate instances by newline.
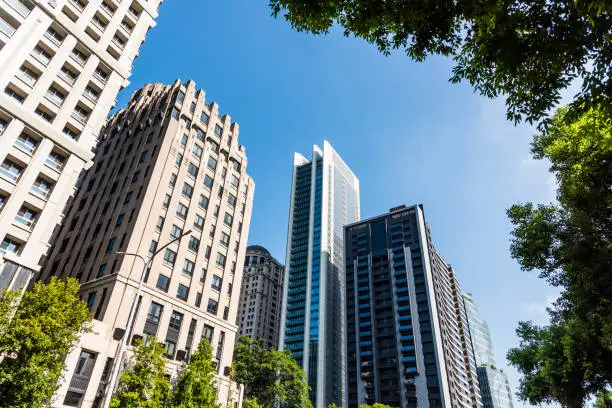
102, 229, 192, 408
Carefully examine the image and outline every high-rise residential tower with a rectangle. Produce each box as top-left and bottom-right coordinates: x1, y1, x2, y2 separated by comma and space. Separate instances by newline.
0, 0, 161, 292
280, 141, 360, 408
237, 245, 284, 348
40, 80, 254, 408
463, 294, 514, 408
344, 205, 482, 408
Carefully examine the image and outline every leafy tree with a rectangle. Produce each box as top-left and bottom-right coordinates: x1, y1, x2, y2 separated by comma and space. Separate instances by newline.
269, 0, 611, 126
110, 338, 170, 408
231, 336, 311, 408
243, 397, 264, 408
506, 106, 612, 407
0, 277, 91, 408
594, 392, 612, 408
170, 340, 219, 408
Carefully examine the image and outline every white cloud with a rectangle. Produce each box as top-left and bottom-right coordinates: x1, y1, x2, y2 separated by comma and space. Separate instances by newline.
521, 295, 558, 323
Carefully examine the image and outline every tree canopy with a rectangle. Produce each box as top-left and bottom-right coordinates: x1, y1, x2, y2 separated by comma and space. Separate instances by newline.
170, 340, 219, 408
269, 0, 611, 127
506, 106, 612, 407
0, 277, 92, 408
231, 336, 311, 408
110, 338, 170, 408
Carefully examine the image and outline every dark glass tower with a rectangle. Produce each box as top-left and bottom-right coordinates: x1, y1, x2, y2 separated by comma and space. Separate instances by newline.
344, 205, 482, 408
280, 141, 360, 408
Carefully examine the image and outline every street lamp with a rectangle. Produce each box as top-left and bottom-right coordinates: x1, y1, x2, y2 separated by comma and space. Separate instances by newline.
102, 229, 193, 408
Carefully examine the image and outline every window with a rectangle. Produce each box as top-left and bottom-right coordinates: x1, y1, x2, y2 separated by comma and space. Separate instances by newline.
156, 274, 170, 292
163, 194, 171, 208
170, 224, 183, 239
176, 203, 188, 219
214, 124, 223, 136
230, 174, 239, 188
169, 173, 177, 187
176, 153, 183, 166
146, 133, 154, 143
15, 133, 39, 154
205, 246, 212, 259
183, 259, 195, 276
86, 292, 96, 311
194, 214, 204, 229
209, 224, 216, 238
164, 340, 176, 359
192, 143, 203, 159
224, 212, 233, 227
199, 194, 209, 209
190, 102, 196, 113
211, 274, 222, 291
124, 191, 133, 203
182, 182, 193, 198
132, 171, 141, 183
200, 111, 209, 124
187, 162, 198, 178
147, 302, 163, 323
149, 240, 158, 256
140, 151, 148, 162
203, 175, 213, 189
220, 232, 230, 247
195, 292, 202, 307
116, 213, 125, 226
207, 156, 217, 171
156, 216, 165, 230
210, 140, 219, 153
199, 325, 213, 344
106, 238, 116, 253
213, 205, 219, 217
188, 236, 200, 252
207, 299, 218, 314
196, 128, 205, 141
171, 107, 179, 119
216, 252, 226, 268
0, 238, 21, 254
181, 134, 188, 145
177, 284, 189, 301
96, 264, 106, 278
227, 193, 237, 207
177, 90, 185, 103
163, 249, 176, 266
0, 159, 23, 182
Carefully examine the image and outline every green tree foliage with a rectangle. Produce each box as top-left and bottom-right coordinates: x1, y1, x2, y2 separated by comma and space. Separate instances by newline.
170, 340, 219, 408
0, 277, 91, 408
243, 397, 264, 408
506, 106, 612, 407
0, 289, 17, 337
594, 392, 612, 408
360, 404, 393, 408
110, 338, 170, 408
269, 0, 611, 126
231, 336, 311, 408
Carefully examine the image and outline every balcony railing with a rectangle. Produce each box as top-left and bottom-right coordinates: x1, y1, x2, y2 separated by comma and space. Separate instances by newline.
45, 156, 63, 171
68, 374, 91, 393
14, 214, 35, 228
70, 52, 87, 67
82, 90, 99, 103
30, 50, 51, 66
0, 167, 19, 181
45, 92, 64, 107
0, 16, 16, 38
1, 0, 33, 18
57, 70, 76, 86
31, 185, 50, 199
71, 110, 87, 124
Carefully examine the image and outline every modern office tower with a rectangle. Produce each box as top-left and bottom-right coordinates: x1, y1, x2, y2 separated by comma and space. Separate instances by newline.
463, 294, 514, 408
344, 205, 482, 408
0, 0, 161, 291
237, 245, 284, 348
279, 141, 360, 408
39, 80, 254, 408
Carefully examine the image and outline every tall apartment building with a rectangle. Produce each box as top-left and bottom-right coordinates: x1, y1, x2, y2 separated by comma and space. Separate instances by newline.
39, 80, 254, 408
344, 205, 482, 408
463, 294, 514, 408
279, 141, 360, 408
236, 245, 284, 348
0, 0, 161, 291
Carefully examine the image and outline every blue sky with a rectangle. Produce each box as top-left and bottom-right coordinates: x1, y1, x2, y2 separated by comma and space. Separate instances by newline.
119, 1, 558, 404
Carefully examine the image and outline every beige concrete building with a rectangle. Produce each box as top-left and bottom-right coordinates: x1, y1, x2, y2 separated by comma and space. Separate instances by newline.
237, 245, 284, 349
0, 0, 161, 291
40, 80, 255, 407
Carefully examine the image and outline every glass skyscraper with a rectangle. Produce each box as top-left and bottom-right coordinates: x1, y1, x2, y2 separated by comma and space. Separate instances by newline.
463, 294, 514, 408
280, 141, 360, 408
344, 205, 482, 408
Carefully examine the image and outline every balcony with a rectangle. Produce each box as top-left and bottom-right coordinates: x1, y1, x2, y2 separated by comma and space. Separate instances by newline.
31, 184, 50, 199
45, 91, 64, 107
1, 0, 33, 18
68, 373, 91, 394
57, 70, 77, 86
82, 90, 99, 104
70, 52, 87, 67
0, 16, 16, 38
71, 110, 88, 124
15, 213, 36, 229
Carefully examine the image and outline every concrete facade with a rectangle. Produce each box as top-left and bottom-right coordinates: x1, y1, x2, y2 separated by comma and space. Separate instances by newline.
40, 80, 254, 408
0, 0, 160, 291
279, 141, 360, 408
344, 205, 482, 408
237, 245, 284, 349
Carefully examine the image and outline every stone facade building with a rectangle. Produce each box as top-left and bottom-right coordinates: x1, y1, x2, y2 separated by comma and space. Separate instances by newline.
40, 80, 254, 407
0, 0, 161, 291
